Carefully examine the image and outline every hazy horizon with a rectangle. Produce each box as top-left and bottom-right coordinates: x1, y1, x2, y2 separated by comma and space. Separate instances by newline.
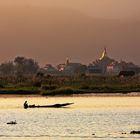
0, 0, 140, 66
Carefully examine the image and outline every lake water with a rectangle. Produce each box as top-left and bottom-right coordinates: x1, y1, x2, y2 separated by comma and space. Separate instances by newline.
0, 96, 140, 140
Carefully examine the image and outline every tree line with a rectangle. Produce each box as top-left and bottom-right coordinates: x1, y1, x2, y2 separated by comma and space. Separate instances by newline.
0, 56, 39, 77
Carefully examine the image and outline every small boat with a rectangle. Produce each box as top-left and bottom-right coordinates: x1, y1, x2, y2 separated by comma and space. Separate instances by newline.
130, 130, 140, 134
24, 102, 74, 109
7, 121, 17, 125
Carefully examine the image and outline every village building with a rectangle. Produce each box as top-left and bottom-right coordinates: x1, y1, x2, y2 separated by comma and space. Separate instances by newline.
43, 64, 58, 75
57, 58, 87, 75
38, 64, 60, 76
106, 62, 122, 74
41, 48, 140, 76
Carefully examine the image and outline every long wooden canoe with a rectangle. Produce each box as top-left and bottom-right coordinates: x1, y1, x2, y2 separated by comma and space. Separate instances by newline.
24, 103, 74, 109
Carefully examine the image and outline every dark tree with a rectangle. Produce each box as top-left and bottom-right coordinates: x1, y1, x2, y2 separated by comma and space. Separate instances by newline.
14, 56, 40, 76
0, 61, 15, 76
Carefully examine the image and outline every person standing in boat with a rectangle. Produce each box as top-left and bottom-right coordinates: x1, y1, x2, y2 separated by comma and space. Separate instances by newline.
24, 101, 28, 109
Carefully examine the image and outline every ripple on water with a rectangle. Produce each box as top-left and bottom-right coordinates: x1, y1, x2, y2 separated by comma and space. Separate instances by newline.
0, 96, 140, 140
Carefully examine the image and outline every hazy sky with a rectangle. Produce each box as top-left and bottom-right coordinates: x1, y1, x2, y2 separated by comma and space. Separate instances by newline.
0, 0, 140, 66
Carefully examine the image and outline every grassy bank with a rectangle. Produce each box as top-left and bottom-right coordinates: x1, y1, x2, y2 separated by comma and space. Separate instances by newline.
0, 75, 140, 96
41, 85, 140, 96
0, 87, 40, 95
1, 85, 140, 96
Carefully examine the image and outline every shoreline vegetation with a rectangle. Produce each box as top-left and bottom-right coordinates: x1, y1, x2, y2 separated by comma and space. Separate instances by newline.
0, 75, 140, 96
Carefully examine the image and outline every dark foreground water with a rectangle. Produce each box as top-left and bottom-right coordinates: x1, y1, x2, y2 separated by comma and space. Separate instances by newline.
0, 96, 140, 140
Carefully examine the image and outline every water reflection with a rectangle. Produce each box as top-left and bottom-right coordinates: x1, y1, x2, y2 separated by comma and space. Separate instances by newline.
0, 96, 140, 140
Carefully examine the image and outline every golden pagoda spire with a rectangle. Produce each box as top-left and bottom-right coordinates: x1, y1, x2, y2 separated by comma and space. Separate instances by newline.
99, 47, 107, 60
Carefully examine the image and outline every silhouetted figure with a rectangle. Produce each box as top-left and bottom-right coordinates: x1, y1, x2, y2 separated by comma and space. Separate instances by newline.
24, 101, 28, 109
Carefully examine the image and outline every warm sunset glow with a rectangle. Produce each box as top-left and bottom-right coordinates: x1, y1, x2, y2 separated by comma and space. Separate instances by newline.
0, 1, 140, 140
0, 0, 140, 65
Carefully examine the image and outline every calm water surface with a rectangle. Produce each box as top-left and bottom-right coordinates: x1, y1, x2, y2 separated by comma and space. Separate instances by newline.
0, 96, 140, 140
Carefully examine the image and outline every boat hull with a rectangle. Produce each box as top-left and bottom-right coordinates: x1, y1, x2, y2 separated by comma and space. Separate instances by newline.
24, 103, 74, 109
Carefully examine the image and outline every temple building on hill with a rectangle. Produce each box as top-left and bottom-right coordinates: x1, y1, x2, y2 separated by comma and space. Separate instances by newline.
41, 48, 140, 76
87, 48, 116, 74
87, 48, 140, 75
